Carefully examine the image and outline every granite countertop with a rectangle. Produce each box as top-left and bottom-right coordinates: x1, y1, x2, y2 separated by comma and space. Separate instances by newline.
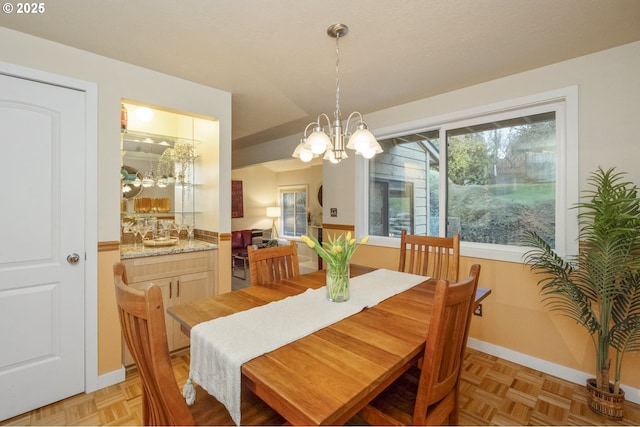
120, 239, 218, 259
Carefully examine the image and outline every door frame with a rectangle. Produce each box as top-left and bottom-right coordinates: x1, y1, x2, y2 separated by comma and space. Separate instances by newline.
1, 60, 99, 393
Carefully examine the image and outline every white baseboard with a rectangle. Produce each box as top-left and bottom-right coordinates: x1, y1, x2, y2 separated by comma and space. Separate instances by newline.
467, 338, 640, 405
96, 366, 126, 390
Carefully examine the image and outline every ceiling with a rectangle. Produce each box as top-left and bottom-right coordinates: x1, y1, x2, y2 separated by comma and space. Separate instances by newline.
2, 0, 640, 155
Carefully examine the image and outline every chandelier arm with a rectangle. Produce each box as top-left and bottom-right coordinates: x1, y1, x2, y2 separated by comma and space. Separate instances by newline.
317, 113, 332, 131
344, 111, 365, 135
303, 122, 318, 138
303, 112, 332, 138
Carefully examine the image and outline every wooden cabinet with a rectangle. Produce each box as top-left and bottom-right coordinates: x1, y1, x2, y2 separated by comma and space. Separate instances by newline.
121, 249, 216, 366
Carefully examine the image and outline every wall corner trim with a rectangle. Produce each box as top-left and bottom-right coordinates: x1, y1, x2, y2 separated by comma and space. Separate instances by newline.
96, 366, 126, 391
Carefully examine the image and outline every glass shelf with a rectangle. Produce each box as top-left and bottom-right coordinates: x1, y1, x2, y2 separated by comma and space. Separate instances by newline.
122, 130, 199, 149
120, 179, 201, 188
121, 129, 199, 226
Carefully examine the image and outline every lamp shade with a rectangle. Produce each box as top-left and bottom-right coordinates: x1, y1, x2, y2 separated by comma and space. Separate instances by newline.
292, 140, 315, 162
266, 206, 281, 218
346, 127, 383, 157
307, 128, 331, 154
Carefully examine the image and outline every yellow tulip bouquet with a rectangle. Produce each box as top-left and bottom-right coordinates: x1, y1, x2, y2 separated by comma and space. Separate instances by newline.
301, 232, 369, 302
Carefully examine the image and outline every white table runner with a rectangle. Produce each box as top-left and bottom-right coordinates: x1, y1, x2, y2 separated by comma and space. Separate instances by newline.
185, 268, 427, 425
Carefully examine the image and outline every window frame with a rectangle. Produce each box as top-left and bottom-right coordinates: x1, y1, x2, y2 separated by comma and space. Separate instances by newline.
279, 184, 308, 239
356, 87, 579, 263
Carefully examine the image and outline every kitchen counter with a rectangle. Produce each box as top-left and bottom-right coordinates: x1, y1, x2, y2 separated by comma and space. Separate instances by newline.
120, 239, 218, 259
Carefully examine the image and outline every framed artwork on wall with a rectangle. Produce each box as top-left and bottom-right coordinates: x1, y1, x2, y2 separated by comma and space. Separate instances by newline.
232, 180, 244, 218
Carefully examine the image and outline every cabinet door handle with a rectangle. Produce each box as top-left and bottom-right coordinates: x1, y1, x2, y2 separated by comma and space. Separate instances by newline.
169, 281, 172, 299
177, 280, 180, 298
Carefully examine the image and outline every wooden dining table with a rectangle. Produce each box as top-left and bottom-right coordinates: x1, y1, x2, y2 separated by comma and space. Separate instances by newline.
167, 265, 489, 425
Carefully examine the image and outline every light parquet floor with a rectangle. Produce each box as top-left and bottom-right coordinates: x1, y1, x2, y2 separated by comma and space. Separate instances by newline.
459, 349, 640, 426
2, 348, 640, 426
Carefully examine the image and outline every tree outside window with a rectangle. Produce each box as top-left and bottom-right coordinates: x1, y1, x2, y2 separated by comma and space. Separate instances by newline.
447, 112, 556, 246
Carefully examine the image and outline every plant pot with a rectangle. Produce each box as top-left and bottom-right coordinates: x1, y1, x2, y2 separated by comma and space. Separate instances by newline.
586, 378, 624, 419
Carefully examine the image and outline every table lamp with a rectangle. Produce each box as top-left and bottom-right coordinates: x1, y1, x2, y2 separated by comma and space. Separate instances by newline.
266, 206, 281, 238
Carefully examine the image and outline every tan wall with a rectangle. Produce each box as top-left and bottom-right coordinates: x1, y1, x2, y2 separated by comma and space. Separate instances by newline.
97, 248, 122, 375
231, 165, 278, 231
217, 235, 232, 294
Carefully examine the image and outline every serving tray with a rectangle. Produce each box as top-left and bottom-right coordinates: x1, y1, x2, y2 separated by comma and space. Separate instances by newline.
143, 237, 179, 247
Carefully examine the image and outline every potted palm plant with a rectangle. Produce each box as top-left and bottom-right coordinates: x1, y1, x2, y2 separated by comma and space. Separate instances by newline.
523, 166, 640, 418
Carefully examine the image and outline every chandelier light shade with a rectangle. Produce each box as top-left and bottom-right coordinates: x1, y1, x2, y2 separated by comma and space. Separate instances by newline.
292, 23, 382, 164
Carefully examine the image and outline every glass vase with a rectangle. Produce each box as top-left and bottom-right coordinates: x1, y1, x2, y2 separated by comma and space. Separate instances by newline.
326, 263, 350, 302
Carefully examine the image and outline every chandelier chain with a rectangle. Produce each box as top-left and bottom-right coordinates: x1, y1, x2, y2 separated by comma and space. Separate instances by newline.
334, 33, 341, 120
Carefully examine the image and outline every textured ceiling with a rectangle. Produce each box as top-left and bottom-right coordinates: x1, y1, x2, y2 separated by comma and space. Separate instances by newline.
2, 0, 640, 151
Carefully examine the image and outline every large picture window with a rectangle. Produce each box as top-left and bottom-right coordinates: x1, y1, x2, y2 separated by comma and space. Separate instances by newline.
363, 88, 578, 262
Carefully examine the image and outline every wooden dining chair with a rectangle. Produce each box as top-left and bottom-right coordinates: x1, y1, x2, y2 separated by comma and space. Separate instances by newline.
355, 264, 481, 426
398, 230, 461, 282
113, 263, 283, 426
247, 241, 300, 286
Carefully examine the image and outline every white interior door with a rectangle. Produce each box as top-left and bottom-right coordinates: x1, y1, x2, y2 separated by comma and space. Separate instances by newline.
0, 73, 86, 421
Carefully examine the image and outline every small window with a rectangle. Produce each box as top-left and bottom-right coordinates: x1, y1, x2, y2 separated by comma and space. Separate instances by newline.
368, 130, 438, 237
280, 186, 307, 237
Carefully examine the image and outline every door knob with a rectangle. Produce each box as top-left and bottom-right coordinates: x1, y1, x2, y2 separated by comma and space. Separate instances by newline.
67, 253, 80, 264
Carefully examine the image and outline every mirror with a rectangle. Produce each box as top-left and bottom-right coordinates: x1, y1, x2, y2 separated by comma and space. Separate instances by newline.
121, 165, 144, 199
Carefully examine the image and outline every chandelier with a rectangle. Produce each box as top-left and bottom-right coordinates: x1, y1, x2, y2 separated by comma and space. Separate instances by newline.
292, 24, 382, 164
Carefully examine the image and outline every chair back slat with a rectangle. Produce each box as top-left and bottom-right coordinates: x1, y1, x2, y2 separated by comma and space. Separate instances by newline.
399, 230, 460, 282
248, 242, 300, 286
